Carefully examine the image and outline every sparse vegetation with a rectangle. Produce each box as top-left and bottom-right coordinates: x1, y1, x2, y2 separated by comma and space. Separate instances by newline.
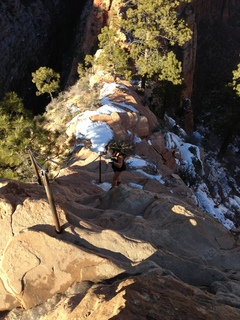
232, 63, 240, 96
32, 67, 60, 101
0, 91, 69, 180
92, 0, 192, 89
95, 26, 132, 80
0, 60, 106, 180
4, 0, 239, 180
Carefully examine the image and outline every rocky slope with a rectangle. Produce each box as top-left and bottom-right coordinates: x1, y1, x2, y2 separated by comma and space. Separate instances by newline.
0, 1, 240, 318
0, 79, 240, 319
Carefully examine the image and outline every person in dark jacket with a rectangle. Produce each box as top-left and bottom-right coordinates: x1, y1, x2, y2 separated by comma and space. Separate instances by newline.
110, 149, 126, 188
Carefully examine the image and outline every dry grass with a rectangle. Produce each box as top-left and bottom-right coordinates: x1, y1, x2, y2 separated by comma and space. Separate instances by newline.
44, 73, 101, 132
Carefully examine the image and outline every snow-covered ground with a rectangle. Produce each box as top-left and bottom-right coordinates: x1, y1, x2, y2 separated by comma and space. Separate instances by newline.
66, 82, 240, 230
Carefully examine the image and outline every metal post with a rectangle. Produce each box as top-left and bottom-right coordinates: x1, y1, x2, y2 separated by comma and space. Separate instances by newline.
41, 170, 61, 233
99, 154, 102, 183
28, 150, 42, 185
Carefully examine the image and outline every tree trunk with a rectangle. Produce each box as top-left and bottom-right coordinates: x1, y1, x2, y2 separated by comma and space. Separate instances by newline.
141, 74, 147, 90
217, 117, 240, 159
217, 131, 234, 160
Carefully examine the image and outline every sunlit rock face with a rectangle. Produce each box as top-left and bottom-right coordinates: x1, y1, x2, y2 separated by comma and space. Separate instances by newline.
0, 175, 240, 318
0, 79, 240, 319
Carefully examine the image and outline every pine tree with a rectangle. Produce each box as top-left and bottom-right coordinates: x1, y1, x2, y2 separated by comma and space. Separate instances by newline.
0, 91, 30, 118
0, 92, 56, 179
121, 0, 192, 87
95, 26, 131, 80
32, 67, 60, 101
0, 92, 32, 178
232, 63, 240, 96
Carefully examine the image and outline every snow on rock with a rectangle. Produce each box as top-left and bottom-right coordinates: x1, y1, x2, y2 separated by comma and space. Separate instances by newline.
66, 82, 239, 232
195, 183, 235, 229
165, 131, 204, 177
76, 118, 114, 153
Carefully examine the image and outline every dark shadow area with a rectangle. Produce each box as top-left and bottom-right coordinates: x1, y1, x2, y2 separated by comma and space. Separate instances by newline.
27, 223, 134, 266
0, 0, 88, 114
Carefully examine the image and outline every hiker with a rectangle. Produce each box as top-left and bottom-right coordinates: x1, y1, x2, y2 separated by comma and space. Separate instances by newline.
109, 148, 126, 188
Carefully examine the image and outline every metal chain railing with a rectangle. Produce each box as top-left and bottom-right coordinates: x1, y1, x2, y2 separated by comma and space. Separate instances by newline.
28, 148, 61, 233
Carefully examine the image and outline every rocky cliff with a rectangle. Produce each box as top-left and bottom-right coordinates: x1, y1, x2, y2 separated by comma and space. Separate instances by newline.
1, 0, 240, 108
0, 3, 240, 317
191, 0, 240, 114
0, 0, 85, 110
77, 0, 240, 98
0, 78, 240, 319
72, 0, 240, 136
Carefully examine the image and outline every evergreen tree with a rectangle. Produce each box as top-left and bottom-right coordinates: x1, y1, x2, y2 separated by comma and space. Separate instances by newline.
121, 0, 192, 87
0, 92, 33, 178
0, 92, 58, 180
95, 26, 131, 80
232, 63, 240, 96
0, 91, 30, 119
32, 67, 60, 100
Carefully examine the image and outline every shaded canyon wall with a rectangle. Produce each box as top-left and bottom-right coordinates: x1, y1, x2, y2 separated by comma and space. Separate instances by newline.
0, 0, 86, 111
1, 0, 240, 115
